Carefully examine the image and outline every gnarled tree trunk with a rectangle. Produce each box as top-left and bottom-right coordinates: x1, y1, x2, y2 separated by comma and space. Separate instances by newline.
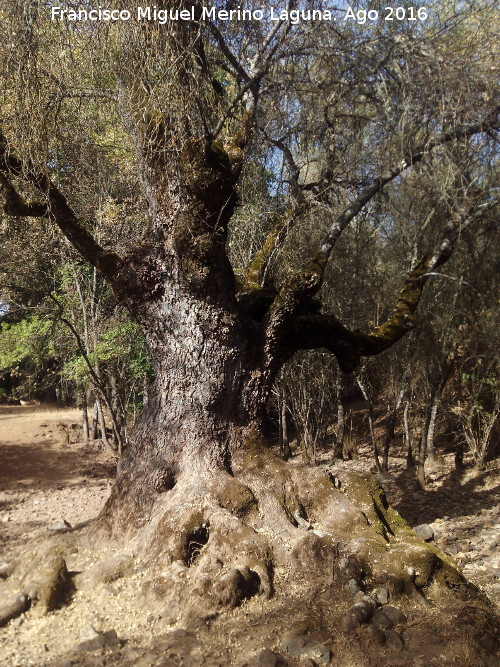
109, 284, 261, 515
1, 17, 499, 661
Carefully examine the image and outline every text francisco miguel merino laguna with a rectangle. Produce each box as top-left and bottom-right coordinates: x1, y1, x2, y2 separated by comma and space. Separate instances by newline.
50, 5, 339, 24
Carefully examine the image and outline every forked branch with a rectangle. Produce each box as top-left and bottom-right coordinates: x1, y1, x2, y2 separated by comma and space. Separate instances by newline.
0, 173, 48, 217
361, 205, 492, 354
288, 202, 495, 371
261, 109, 499, 351
316, 111, 500, 266
211, 6, 293, 139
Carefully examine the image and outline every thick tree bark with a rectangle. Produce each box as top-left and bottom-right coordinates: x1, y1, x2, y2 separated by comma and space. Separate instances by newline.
105, 248, 272, 518
114, 346, 236, 500
2, 86, 499, 664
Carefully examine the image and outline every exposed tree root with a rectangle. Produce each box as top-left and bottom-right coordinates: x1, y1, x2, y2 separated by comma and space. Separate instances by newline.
18, 544, 74, 614
0, 593, 30, 628
0, 542, 74, 629
1, 448, 499, 664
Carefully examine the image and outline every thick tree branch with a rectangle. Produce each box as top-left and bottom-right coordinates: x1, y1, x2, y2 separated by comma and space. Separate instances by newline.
0, 173, 48, 217
360, 207, 487, 354
0, 129, 127, 288
316, 110, 500, 265
288, 202, 495, 370
259, 109, 499, 358
289, 312, 364, 373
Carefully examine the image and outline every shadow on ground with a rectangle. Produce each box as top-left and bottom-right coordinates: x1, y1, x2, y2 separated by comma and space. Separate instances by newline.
0, 441, 115, 489
389, 465, 500, 525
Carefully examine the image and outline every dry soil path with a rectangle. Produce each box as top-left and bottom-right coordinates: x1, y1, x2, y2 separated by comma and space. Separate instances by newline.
0, 405, 115, 566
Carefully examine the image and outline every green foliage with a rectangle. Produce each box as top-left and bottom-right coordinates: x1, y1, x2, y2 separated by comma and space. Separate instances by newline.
460, 371, 499, 417
61, 321, 151, 384
0, 316, 54, 370
0, 315, 57, 398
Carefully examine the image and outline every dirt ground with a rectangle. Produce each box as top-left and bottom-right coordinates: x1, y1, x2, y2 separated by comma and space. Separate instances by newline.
0, 405, 115, 562
0, 405, 499, 666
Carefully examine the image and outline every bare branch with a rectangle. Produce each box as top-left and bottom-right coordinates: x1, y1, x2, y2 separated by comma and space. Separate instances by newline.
207, 23, 251, 83
49, 294, 122, 454
237, 129, 314, 295
317, 110, 500, 266
258, 109, 499, 357
48, 88, 118, 103
211, 10, 293, 139
288, 201, 497, 370
261, 130, 302, 196
361, 211, 476, 352
248, 11, 290, 76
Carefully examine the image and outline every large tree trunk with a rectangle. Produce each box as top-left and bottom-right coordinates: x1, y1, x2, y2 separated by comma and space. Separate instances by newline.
110, 291, 255, 509
2, 99, 499, 667
5, 289, 499, 664
91, 282, 286, 618
86, 280, 476, 643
